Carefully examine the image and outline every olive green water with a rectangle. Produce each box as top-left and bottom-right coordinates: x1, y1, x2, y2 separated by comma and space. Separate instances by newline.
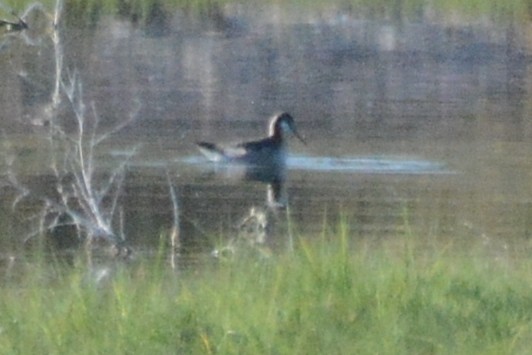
1, 1, 532, 261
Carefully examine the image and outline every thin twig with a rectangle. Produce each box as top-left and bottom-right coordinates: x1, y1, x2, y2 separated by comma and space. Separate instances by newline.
166, 169, 180, 269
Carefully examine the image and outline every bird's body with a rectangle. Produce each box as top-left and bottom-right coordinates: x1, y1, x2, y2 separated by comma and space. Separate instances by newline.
196, 112, 304, 167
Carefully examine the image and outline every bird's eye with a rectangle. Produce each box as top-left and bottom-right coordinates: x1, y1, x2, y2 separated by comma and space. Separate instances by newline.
280, 121, 291, 132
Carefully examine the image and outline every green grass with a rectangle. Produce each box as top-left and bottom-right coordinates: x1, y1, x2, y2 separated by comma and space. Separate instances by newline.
0, 230, 531, 354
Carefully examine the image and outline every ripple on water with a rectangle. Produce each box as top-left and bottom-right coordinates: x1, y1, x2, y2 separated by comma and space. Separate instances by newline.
179, 155, 452, 175
287, 156, 451, 175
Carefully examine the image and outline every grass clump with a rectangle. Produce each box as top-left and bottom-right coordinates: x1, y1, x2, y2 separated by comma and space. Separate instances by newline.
0, 231, 531, 354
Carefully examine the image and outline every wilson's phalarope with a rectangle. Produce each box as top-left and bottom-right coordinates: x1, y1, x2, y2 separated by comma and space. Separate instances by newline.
196, 112, 305, 166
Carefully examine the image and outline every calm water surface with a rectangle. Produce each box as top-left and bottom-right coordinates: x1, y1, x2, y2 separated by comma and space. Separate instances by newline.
1, 2, 532, 263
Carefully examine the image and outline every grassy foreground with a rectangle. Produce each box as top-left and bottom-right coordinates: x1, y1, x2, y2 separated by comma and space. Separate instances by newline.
0, 232, 531, 354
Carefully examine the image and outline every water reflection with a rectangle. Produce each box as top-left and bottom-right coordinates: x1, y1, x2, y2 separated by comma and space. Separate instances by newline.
198, 162, 287, 205
212, 204, 282, 260
195, 153, 289, 259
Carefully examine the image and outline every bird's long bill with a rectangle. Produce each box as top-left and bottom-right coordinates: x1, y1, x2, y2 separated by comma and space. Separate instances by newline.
293, 129, 307, 145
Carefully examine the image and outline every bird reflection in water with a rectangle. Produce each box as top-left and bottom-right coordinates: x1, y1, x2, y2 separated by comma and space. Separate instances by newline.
198, 112, 305, 256
203, 163, 288, 258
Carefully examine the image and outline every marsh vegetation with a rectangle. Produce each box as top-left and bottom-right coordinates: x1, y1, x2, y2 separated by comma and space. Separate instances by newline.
1, 230, 531, 353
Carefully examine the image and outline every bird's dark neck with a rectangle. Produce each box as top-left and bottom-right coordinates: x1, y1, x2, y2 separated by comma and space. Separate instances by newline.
270, 129, 284, 142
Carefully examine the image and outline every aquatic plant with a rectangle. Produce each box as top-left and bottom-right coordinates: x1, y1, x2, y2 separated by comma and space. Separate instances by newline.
4, 0, 140, 256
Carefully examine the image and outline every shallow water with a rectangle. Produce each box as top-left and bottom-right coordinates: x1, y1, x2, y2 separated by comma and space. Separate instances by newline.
1, 1, 532, 263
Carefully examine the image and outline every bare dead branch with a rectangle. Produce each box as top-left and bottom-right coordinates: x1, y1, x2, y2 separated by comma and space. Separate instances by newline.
5, 0, 138, 257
